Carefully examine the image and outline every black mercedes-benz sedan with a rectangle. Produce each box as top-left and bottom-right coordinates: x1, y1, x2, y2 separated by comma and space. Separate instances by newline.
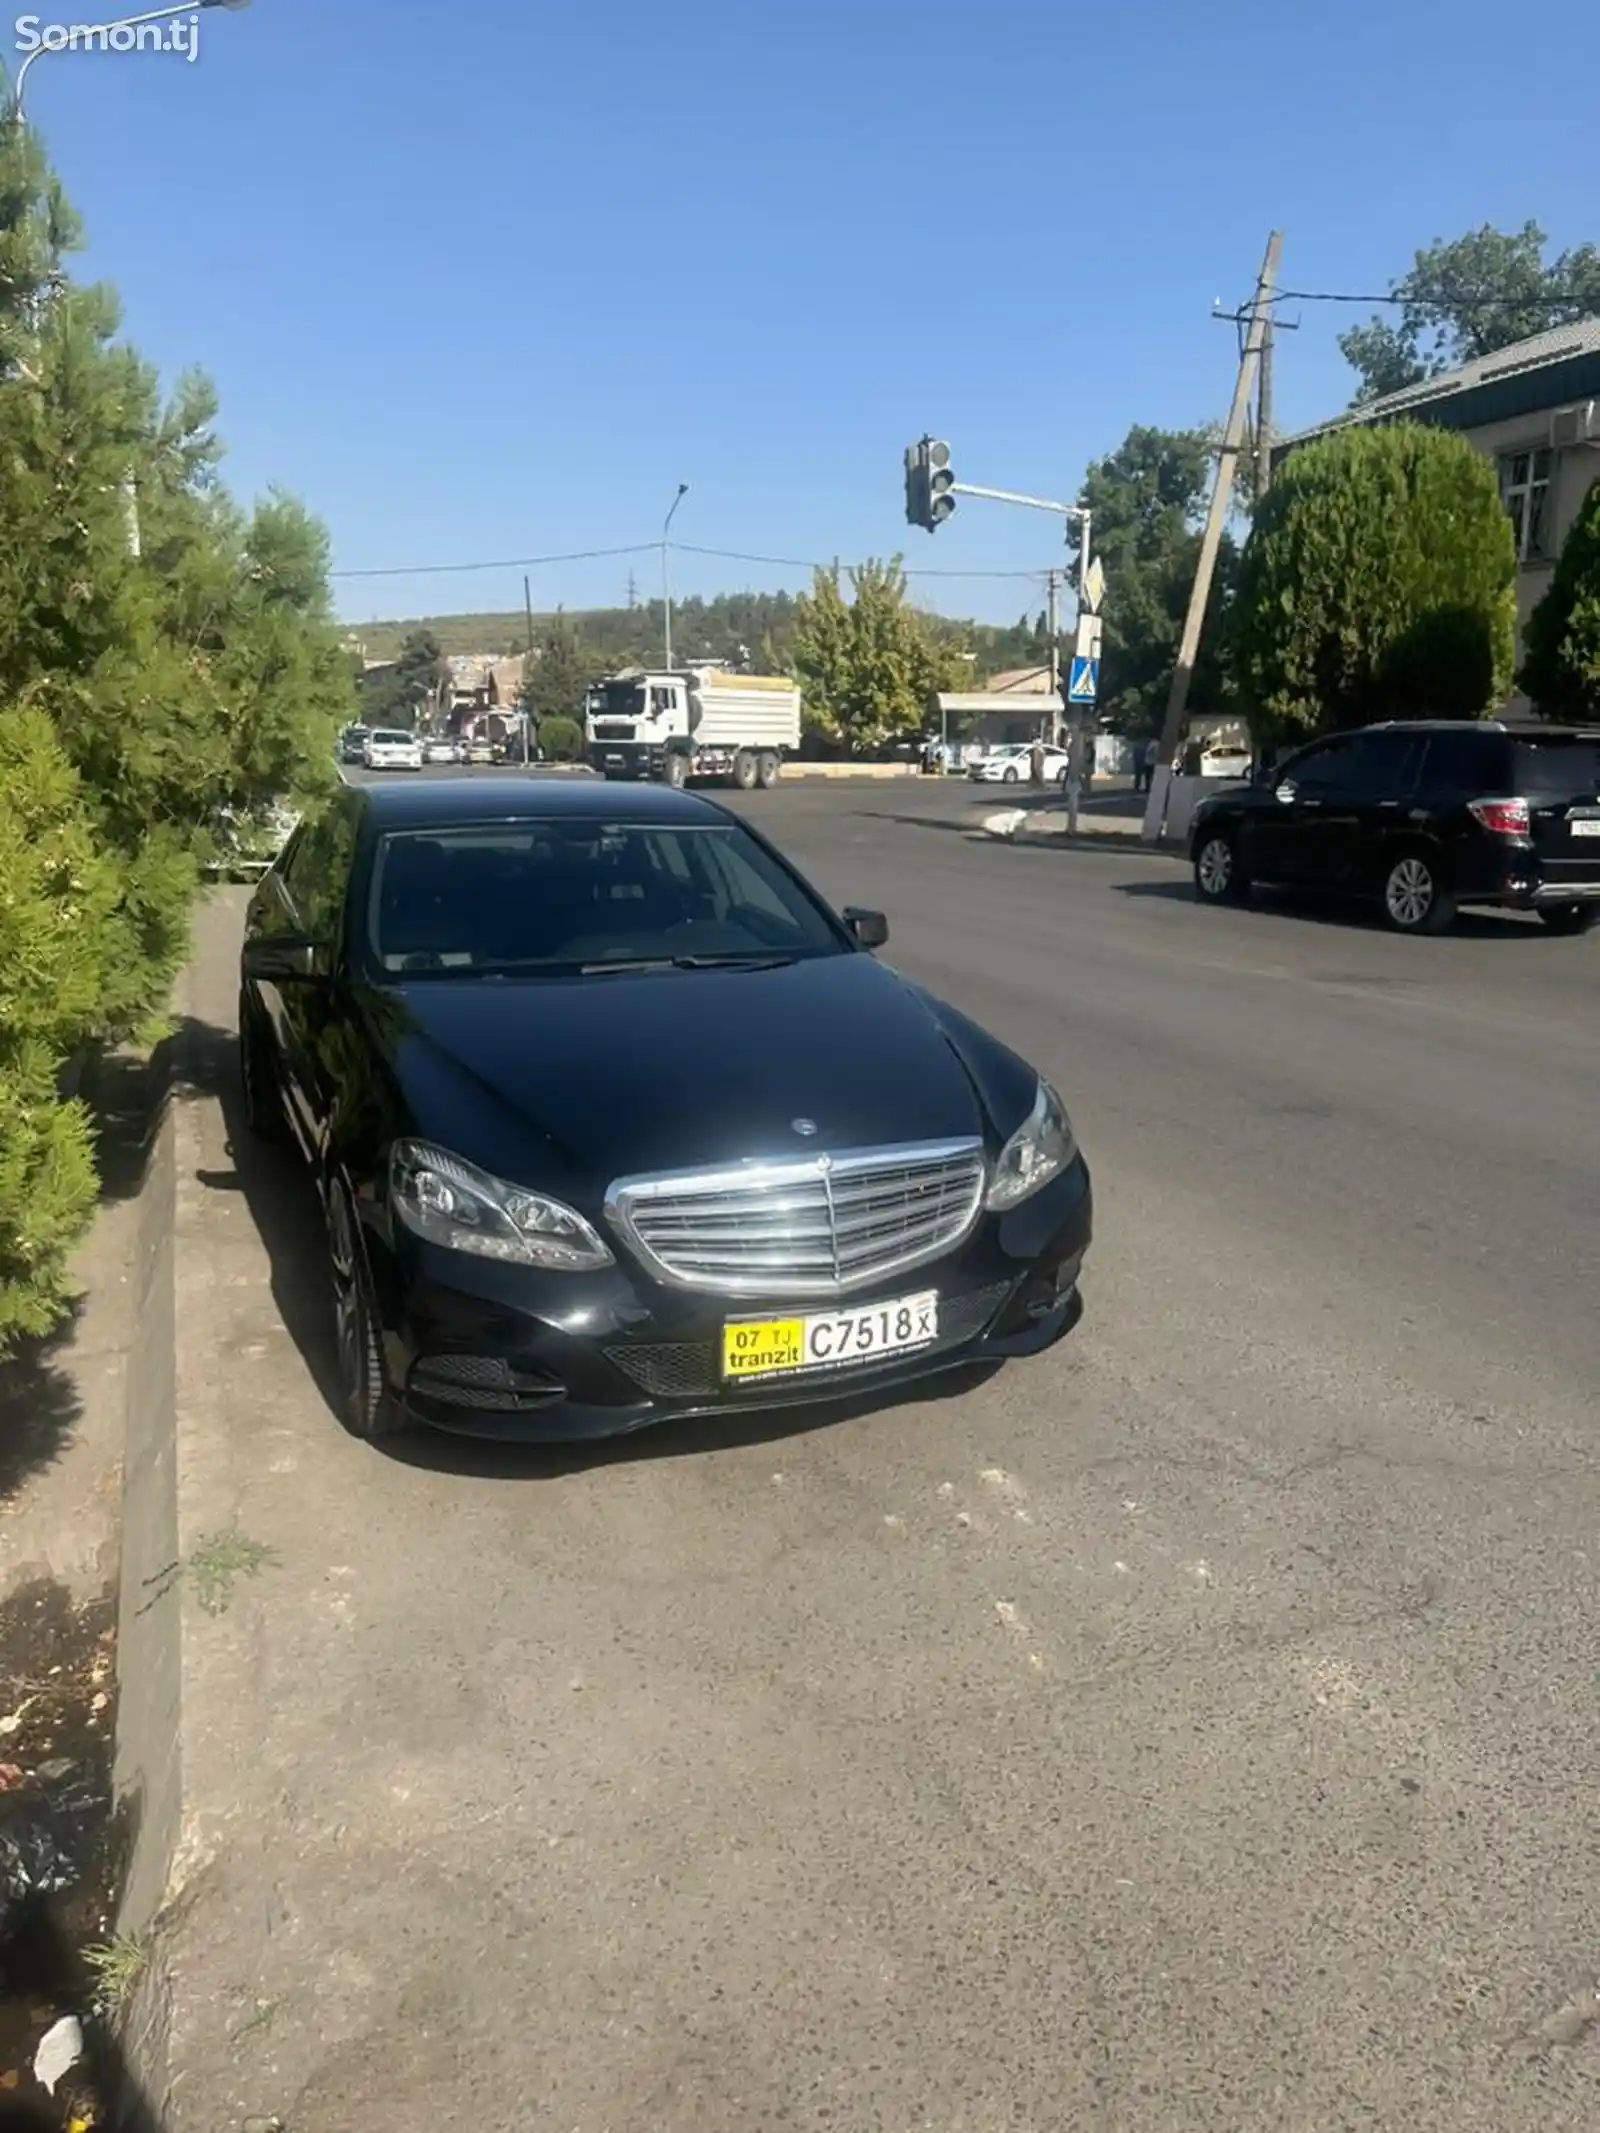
238, 778, 1092, 1442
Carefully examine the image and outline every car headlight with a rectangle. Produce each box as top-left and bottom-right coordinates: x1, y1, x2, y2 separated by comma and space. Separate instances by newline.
390, 1141, 612, 1270
986, 1079, 1077, 1210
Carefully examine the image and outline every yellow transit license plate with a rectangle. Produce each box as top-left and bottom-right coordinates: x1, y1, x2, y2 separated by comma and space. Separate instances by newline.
721, 1290, 940, 1383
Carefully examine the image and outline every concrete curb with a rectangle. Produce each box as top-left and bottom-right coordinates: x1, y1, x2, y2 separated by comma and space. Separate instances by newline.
978, 808, 1187, 857
112, 1068, 181, 2109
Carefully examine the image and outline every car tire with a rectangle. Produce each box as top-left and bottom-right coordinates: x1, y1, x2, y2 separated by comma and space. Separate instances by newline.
732, 749, 759, 791
661, 750, 688, 790
238, 991, 284, 1139
1193, 829, 1250, 905
326, 1182, 409, 1442
1382, 849, 1454, 934
1003, 765, 1020, 783
1538, 903, 1598, 935
756, 750, 781, 789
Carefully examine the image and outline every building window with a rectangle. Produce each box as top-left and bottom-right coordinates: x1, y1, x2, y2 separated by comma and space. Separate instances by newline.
1500, 446, 1552, 562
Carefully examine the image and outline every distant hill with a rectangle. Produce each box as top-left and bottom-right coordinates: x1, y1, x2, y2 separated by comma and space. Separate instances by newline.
343, 589, 1054, 683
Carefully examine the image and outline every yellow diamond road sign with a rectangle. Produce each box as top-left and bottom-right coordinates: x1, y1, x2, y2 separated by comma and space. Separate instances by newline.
1083, 556, 1105, 613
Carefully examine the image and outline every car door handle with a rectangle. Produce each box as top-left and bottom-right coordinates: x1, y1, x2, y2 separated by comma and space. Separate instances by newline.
1379, 800, 1402, 809
1300, 799, 1322, 809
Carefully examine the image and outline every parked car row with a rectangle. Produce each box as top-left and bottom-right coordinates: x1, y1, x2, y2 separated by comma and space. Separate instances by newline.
338, 726, 500, 772
1190, 720, 1600, 935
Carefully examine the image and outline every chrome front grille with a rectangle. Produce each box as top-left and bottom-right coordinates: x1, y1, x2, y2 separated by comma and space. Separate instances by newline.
604, 1138, 987, 1297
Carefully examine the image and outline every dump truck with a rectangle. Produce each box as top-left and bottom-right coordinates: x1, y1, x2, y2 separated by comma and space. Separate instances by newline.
584, 667, 802, 789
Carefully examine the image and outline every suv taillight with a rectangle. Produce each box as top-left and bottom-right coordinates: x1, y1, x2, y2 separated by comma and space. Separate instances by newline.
1467, 797, 1531, 838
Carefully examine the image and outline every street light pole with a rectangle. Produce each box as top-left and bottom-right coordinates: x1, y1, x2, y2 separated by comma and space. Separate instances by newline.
5, 0, 251, 126
661, 483, 688, 673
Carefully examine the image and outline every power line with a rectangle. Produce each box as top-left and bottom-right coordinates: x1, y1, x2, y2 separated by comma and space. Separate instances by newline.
331, 541, 657, 581
333, 537, 1056, 586
676, 541, 1050, 581
1272, 287, 1584, 312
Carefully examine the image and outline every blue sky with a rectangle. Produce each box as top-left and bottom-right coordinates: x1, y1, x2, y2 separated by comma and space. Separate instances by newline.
15, 0, 1598, 630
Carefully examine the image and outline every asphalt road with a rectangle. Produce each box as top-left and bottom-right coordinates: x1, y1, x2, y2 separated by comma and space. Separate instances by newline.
172, 771, 1600, 2133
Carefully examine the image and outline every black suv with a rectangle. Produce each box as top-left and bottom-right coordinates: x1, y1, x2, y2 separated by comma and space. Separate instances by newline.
1189, 722, 1600, 935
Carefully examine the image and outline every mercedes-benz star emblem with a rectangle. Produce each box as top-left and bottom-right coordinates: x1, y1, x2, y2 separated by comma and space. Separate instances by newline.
791, 1118, 819, 1137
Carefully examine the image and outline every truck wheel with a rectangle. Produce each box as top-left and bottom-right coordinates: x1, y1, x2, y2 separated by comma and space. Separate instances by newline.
661, 751, 688, 790
756, 751, 781, 789
732, 749, 759, 791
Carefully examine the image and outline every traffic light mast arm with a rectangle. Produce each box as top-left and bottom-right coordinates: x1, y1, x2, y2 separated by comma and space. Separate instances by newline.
948, 486, 1093, 599
948, 482, 1083, 518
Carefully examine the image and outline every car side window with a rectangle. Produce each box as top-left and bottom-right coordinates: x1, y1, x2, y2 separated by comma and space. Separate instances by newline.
284, 799, 360, 945
1341, 731, 1428, 799
1417, 732, 1503, 796
1281, 740, 1352, 794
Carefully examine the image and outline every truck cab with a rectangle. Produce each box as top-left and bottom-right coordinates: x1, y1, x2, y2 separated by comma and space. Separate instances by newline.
586, 674, 690, 777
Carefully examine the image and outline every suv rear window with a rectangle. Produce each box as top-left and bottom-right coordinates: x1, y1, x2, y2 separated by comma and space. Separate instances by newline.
1510, 736, 1600, 799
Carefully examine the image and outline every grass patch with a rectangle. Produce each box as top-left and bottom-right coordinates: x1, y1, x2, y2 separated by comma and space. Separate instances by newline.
188, 1530, 280, 1617
84, 1932, 147, 2017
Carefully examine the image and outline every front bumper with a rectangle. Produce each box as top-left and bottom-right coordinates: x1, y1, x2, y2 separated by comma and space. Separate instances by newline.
360, 1156, 1093, 1441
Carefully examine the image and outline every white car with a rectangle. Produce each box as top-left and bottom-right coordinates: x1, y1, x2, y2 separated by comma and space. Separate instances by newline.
969, 744, 1071, 784
423, 737, 459, 765
364, 729, 424, 771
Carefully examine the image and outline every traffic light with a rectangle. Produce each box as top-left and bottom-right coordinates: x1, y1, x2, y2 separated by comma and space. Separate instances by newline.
904, 436, 956, 532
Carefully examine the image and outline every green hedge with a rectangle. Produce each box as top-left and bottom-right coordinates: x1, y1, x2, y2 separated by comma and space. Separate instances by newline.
1230, 424, 1516, 742
539, 714, 584, 761
0, 125, 354, 1352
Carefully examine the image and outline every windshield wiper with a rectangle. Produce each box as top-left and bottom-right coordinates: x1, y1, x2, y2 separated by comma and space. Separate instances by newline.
577, 952, 801, 975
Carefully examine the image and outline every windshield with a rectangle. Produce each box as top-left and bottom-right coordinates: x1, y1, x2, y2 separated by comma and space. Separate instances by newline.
1512, 736, 1600, 798
591, 681, 646, 721
367, 819, 849, 976
372, 730, 414, 746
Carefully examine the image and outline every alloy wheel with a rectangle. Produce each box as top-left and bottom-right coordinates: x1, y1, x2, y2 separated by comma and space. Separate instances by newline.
1385, 856, 1435, 929
1197, 836, 1234, 898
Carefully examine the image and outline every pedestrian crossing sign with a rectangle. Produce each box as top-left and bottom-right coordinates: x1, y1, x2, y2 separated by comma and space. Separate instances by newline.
1067, 656, 1099, 704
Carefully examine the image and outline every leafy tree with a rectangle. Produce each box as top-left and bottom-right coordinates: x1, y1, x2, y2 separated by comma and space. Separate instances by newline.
1339, 223, 1600, 403
790, 558, 961, 753
1069, 426, 1237, 735
362, 627, 444, 728
1519, 473, 1600, 718
526, 611, 599, 724
1230, 425, 1516, 741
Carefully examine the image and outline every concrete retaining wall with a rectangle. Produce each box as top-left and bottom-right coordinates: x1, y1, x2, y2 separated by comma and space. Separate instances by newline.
112, 1090, 181, 2107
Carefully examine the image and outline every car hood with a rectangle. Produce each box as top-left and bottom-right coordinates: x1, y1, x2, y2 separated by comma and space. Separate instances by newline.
373, 954, 1023, 1197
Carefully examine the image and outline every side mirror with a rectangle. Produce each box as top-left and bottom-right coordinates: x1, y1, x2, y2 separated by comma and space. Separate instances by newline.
243, 935, 323, 982
843, 907, 889, 949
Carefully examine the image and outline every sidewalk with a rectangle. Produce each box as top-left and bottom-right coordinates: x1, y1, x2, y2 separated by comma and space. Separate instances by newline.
977, 801, 1186, 854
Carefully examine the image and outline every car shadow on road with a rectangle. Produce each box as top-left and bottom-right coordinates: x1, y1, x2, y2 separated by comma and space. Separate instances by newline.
1112, 879, 1547, 939
176, 1014, 1019, 1477
178, 1018, 347, 1423
381, 1355, 1010, 1483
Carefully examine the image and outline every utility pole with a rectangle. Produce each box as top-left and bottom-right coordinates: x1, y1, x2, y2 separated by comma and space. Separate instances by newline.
1256, 308, 1275, 499
1143, 230, 1282, 843
121, 472, 141, 560
1045, 570, 1062, 748
522, 574, 535, 765
662, 482, 689, 672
